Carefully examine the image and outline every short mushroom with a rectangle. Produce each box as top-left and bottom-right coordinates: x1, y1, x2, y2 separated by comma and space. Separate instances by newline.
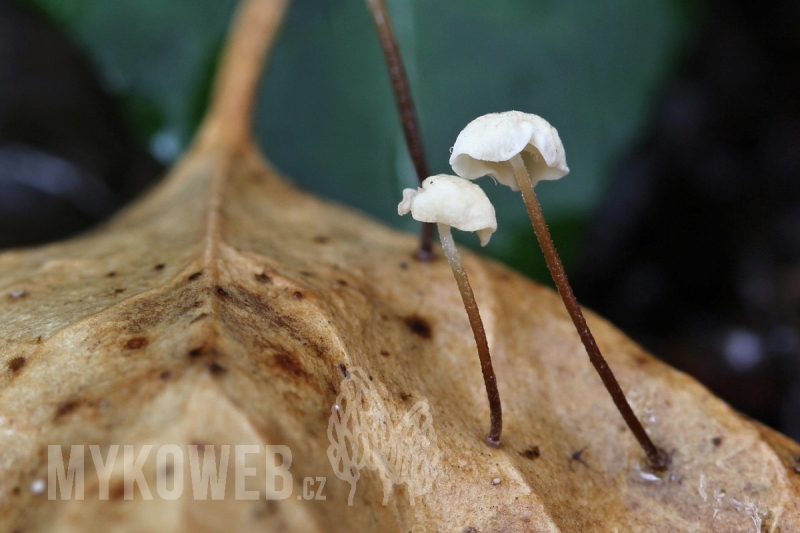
450, 111, 668, 470
398, 174, 503, 447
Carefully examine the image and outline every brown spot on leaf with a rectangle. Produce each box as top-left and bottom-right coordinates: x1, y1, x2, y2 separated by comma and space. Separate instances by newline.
113, 288, 126, 295
712, 437, 723, 447
188, 272, 203, 281
160, 371, 172, 380
208, 363, 227, 375
54, 400, 80, 420
399, 262, 409, 270
380, 350, 390, 357
106, 271, 117, 278
275, 354, 305, 377
225, 286, 330, 360
125, 337, 148, 350
190, 441, 210, 452
188, 348, 203, 358
404, 315, 432, 339
109, 483, 125, 500
313, 235, 329, 243
154, 263, 166, 270
7, 357, 26, 373
216, 286, 229, 297
255, 272, 271, 283
338, 363, 349, 378
292, 291, 303, 300
521, 446, 541, 460
12, 486, 21, 496
399, 392, 411, 402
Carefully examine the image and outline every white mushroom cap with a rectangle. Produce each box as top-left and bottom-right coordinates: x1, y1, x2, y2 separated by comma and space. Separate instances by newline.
398, 174, 497, 246
449, 111, 569, 191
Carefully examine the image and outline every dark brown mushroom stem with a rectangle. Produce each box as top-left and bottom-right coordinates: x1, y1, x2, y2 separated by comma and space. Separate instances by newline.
510, 155, 669, 471
366, 0, 435, 261
438, 224, 502, 447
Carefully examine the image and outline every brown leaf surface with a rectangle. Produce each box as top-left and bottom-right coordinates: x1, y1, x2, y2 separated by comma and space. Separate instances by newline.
1, 0, 799, 531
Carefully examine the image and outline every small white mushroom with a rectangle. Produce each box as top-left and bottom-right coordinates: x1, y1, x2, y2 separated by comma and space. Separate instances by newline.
398, 175, 497, 246
398, 174, 503, 447
448, 112, 668, 470
449, 111, 569, 191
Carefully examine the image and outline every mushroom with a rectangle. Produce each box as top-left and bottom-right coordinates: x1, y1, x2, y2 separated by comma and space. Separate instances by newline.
398, 174, 503, 447
450, 111, 668, 470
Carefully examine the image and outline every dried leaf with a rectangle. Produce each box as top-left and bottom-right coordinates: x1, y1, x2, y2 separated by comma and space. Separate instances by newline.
1, 0, 799, 531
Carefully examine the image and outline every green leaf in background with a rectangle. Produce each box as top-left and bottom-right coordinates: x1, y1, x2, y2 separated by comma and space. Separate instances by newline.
26, 0, 690, 283
25, 0, 240, 157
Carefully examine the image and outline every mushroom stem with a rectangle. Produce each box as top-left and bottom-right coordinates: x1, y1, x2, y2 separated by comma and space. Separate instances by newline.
366, 0, 435, 261
438, 223, 503, 448
510, 154, 668, 471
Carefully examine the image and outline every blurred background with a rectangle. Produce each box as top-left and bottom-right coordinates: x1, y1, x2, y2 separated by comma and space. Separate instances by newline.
1, 0, 799, 440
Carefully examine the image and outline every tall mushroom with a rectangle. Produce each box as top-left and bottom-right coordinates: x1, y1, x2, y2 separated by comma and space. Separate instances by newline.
398, 174, 503, 447
450, 111, 668, 470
